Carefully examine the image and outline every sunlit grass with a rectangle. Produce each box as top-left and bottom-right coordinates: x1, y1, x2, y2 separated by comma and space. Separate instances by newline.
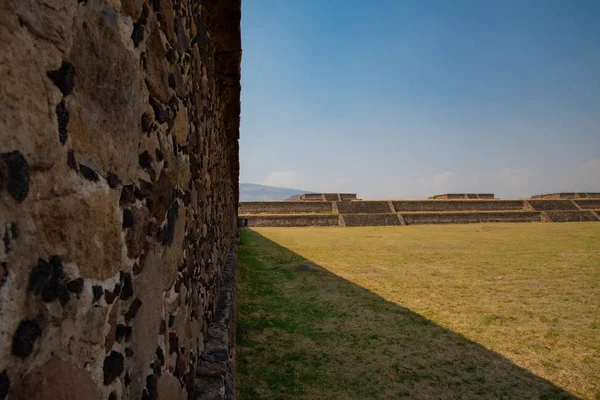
236, 223, 600, 399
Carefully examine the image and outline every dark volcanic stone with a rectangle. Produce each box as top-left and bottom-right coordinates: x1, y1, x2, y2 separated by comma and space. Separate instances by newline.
67, 151, 78, 171
92, 285, 103, 302
138, 4, 149, 25
103, 351, 124, 385
124, 298, 142, 323
0, 263, 7, 288
3, 230, 9, 252
41, 279, 69, 305
104, 289, 116, 304
149, 98, 168, 124
120, 184, 136, 205
168, 332, 178, 354
161, 201, 179, 245
131, 23, 144, 47
122, 209, 134, 229
106, 172, 120, 188
47, 61, 75, 96
79, 164, 99, 181
67, 278, 84, 294
0, 370, 9, 398
156, 347, 165, 367
139, 151, 153, 169
12, 319, 42, 358
141, 113, 152, 132
119, 272, 133, 300
136, 180, 153, 198
115, 324, 132, 343
1, 151, 30, 202
28, 258, 51, 295
56, 100, 69, 145
145, 373, 158, 400
124, 372, 131, 387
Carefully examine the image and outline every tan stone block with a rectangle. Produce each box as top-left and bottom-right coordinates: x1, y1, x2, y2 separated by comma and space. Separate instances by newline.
162, 202, 186, 288
11, 356, 101, 400
145, 24, 171, 103
172, 103, 189, 145
129, 247, 164, 399
33, 190, 123, 280
66, 4, 145, 182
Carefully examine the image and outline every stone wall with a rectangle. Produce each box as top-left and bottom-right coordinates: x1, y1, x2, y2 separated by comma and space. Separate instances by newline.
245, 215, 339, 227
401, 212, 541, 225
238, 201, 333, 215
339, 193, 357, 201
343, 214, 401, 227
392, 200, 525, 212
531, 192, 600, 199
0, 0, 241, 399
429, 193, 495, 199
575, 199, 600, 209
528, 200, 579, 211
336, 201, 391, 214
544, 211, 599, 222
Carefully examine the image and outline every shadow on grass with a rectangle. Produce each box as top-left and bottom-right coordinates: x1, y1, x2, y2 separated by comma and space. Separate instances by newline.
236, 229, 578, 400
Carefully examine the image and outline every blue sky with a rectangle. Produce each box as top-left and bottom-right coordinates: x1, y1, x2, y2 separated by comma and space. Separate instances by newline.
239, 0, 600, 199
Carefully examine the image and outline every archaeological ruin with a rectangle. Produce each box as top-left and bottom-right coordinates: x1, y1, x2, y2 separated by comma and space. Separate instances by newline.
0, 0, 241, 399
239, 193, 600, 227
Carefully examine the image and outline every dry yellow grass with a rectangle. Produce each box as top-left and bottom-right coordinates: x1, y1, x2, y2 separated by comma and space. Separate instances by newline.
237, 223, 600, 399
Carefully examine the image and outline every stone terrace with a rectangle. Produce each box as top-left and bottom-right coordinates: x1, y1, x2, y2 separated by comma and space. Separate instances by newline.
239, 197, 600, 227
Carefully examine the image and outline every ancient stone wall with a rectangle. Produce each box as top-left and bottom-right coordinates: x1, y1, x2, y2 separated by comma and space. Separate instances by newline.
531, 192, 600, 199
339, 193, 357, 201
401, 211, 541, 225
544, 211, 599, 222
238, 201, 333, 215
392, 200, 525, 212
0, 0, 241, 399
429, 193, 495, 199
528, 200, 579, 211
575, 199, 600, 209
245, 215, 339, 227
343, 214, 401, 227
336, 201, 391, 214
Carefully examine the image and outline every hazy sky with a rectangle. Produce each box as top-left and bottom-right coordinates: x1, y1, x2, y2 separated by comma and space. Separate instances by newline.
239, 0, 600, 199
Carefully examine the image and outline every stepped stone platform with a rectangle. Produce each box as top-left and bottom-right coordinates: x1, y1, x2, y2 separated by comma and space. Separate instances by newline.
343, 214, 401, 227
429, 193, 495, 199
393, 200, 524, 212
287, 193, 358, 201
401, 211, 542, 225
245, 215, 338, 227
543, 210, 599, 222
239, 197, 600, 227
531, 192, 600, 199
575, 199, 600, 209
239, 201, 332, 214
337, 201, 392, 214
528, 200, 579, 211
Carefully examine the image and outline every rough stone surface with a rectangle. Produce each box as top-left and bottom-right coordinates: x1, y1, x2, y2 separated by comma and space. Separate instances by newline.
239, 201, 333, 215
10, 356, 101, 400
0, 0, 241, 399
33, 190, 123, 280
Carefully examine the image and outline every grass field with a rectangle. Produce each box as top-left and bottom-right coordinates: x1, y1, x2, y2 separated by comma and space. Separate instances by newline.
236, 223, 600, 399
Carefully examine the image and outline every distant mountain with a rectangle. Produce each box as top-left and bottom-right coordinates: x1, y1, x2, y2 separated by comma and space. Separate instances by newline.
239, 183, 311, 201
